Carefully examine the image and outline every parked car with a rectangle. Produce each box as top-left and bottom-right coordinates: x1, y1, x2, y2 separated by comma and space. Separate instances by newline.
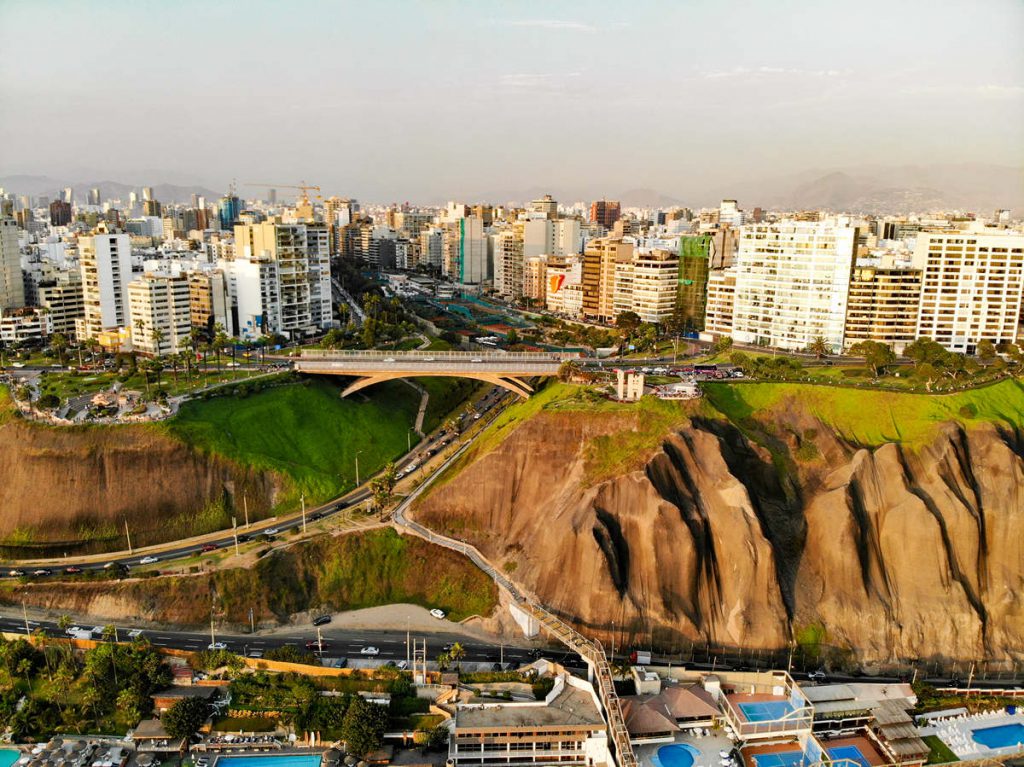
360, 646, 380, 656
429, 609, 446, 620
807, 670, 827, 681
208, 642, 228, 651
312, 614, 332, 626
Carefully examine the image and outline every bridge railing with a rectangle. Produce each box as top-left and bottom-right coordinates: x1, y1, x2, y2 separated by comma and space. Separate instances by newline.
300, 349, 577, 362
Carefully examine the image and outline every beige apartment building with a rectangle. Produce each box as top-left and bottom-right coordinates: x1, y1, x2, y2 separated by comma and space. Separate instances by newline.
630, 249, 679, 323
702, 267, 737, 338
582, 237, 633, 323
843, 258, 923, 354
128, 273, 191, 356
914, 227, 1024, 353
524, 255, 547, 306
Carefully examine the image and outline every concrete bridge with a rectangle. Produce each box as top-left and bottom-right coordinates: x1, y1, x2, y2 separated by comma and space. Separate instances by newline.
294, 349, 574, 398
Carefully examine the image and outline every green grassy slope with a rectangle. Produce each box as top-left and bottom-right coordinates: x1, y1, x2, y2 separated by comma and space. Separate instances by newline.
702, 378, 1024, 447
163, 378, 420, 503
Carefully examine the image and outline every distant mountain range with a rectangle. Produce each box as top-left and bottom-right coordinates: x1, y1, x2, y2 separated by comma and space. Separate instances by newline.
3, 163, 1021, 214
0, 175, 221, 204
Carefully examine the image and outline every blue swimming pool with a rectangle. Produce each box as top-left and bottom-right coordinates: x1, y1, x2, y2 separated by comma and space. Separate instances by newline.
0, 750, 20, 767
970, 723, 1024, 750
216, 757, 322, 767
751, 751, 808, 767
655, 744, 702, 767
740, 700, 797, 722
827, 744, 872, 767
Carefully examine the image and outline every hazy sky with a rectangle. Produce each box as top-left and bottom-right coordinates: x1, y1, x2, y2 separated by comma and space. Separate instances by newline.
1, 0, 1022, 203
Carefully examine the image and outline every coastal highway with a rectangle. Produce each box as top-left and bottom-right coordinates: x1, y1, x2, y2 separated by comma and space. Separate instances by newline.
0, 611, 563, 668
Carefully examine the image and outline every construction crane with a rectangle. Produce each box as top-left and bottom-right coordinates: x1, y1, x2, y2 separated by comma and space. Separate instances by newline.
244, 181, 322, 206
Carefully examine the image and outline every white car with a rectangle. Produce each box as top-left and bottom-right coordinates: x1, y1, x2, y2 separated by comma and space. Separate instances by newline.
263, 527, 280, 536
139, 556, 159, 565
429, 609, 446, 620
405, 464, 417, 473
384, 358, 396, 363
208, 642, 228, 651
471, 358, 483, 363
423, 357, 435, 362
395, 660, 409, 670
360, 646, 380, 656
127, 629, 144, 639
66, 625, 84, 636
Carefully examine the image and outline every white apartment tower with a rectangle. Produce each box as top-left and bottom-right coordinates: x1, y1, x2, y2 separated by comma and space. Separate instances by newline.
492, 230, 524, 300
914, 227, 1024, 352
77, 226, 133, 340
0, 217, 24, 310
731, 220, 858, 351
128, 274, 191, 356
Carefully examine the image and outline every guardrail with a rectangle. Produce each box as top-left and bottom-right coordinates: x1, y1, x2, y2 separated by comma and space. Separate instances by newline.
391, 427, 637, 767
299, 349, 576, 362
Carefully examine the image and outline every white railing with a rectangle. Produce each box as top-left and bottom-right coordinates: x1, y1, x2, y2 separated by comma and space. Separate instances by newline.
299, 349, 576, 362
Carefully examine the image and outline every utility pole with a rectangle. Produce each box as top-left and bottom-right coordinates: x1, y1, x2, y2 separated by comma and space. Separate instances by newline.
124, 519, 133, 554
317, 626, 323, 654
249, 607, 255, 634
22, 597, 30, 635
301, 493, 307, 533
355, 451, 362, 485
243, 494, 250, 528
233, 517, 240, 556
210, 610, 216, 648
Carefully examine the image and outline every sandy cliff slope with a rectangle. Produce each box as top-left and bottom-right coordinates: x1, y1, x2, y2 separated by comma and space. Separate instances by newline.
413, 395, 1024, 665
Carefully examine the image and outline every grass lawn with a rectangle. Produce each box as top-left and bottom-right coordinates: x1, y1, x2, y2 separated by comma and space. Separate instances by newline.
162, 377, 420, 504
923, 735, 959, 764
212, 715, 278, 732
702, 377, 1024, 447
418, 377, 481, 433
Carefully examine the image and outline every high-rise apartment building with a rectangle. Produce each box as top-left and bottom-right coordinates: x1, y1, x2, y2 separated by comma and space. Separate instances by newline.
49, 200, 72, 227
582, 237, 633, 322
189, 270, 234, 337
630, 249, 679, 323
731, 220, 858, 351
492, 230, 524, 300
703, 267, 737, 338
76, 226, 133, 340
529, 194, 558, 220
589, 199, 621, 229
128, 274, 191, 356
444, 216, 487, 284
843, 259, 923, 354
233, 220, 332, 338
37, 272, 85, 339
914, 227, 1024, 352
219, 194, 241, 230
0, 217, 24, 310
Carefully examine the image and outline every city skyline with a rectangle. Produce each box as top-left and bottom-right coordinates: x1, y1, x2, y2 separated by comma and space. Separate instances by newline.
1, 0, 1022, 204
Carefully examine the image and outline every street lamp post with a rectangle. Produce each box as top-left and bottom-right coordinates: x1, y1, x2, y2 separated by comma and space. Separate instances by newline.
355, 450, 364, 485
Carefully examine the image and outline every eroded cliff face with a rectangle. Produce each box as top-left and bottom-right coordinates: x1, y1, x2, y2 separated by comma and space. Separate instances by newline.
0, 420, 278, 552
413, 410, 1024, 665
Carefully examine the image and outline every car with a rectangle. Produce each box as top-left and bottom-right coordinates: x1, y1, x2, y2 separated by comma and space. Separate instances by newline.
7, 569, 25, 577
139, 556, 159, 565
66, 625, 84, 636
247, 649, 263, 658
430, 609, 446, 620
306, 640, 331, 651
127, 629, 144, 639
309, 511, 325, 521
64, 566, 83, 574
423, 357, 435, 362
103, 561, 118, 569
442, 643, 455, 653
200, 543, 219, 553
91, 626, 105, 637
237, 534, 252, 543
384, 358, 396, 363
32, 569, 51, 577
471, 358, 483, 363
807, 670, 827, 681
208, 642, 228, 651
360, 646, 380, 656
263, 527, 280, 536
313, 614, 332, 626
406, 463, 417, 473
473, 413, 481, 420
395, 660, 409, 670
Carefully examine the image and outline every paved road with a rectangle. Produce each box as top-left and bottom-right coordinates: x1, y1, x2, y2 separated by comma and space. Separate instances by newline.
0, 611, 554, 667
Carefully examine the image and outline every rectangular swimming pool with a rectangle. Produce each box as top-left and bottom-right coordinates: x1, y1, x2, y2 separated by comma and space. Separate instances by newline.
740, 700, 797, 722
215, 757, 323, 767
970, 723, 1024, 750
827, 744, 872, 767
0, 750, 20, 767
751, 751, 807, 767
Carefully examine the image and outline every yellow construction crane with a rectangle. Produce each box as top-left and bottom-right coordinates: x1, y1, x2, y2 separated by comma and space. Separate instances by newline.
244, 181, 322, 205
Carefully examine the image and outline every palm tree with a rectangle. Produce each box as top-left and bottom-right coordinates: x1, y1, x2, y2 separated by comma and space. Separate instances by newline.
807, 336, 830, 359
213, 323, 229, 378
449, 642, 466, 671
178, 337, 194, 385
134, 317, 147, 351
49, 333, 69, 366
57, 614, 74, 659
149, 326, 166, 357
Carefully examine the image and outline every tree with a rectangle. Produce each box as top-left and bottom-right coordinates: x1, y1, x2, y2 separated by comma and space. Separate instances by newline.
557, 359, 581, 382
341, 697, 389, 757
976, 339, 996, 362
806, 335, 830, 359
712, 336, 733, 354
149, 326, 166, 357
448, 642, 465, 670
505, 328, 520, 346
162, 696, 210, 740
615, 311, 641, 335
848, 340, 896, 376
49, 333, 69, 366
